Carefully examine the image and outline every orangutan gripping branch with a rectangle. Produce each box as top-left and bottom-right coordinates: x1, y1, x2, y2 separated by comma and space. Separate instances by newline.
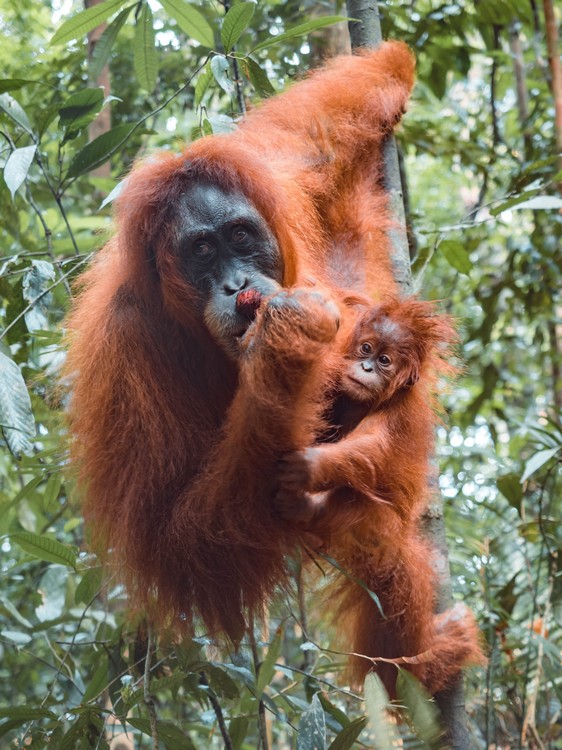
276, 298, 484, 694
64, 39, 480, 681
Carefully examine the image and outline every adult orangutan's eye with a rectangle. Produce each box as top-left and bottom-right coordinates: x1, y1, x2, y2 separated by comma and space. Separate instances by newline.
193, 241, 213, 257
232, 226, 248, 242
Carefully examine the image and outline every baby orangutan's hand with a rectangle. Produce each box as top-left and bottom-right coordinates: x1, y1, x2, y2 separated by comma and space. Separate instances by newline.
278, 448, 321, 493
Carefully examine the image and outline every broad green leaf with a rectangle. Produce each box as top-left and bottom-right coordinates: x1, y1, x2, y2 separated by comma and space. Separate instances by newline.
35, 565, 68, 622
439, 239, 472, 275
160, 0, 214, 48
194, 61, 213, 108
396, 671, 443, 748
0, 630, 32, 646
252, 16, 349, 53
68, 122, 139, 178
229, 715, 249, 749
99, 179, 125, 209
297, 693, 326, 750
3, 145, 36, 199
22, 259, 55, 332
0, 596, 32, 629
521, 447, 560, 483
0, 79, 47, 94
134, 3, 158, 92
0, 351, 35, 458
364, 673, 398, 749
128, 718, 196, 749
10, 531, 77, 568
490, 189, 540, 216
239, 56, 275, 97
82, 657, 109, 703
205, 665, 240, 699
52, 0, 126, 46
0, 707, 57, 721
59, 88, 105, 137
75, 567, 103, 605
211, 55, 234, 95
497, 473, 523, 512
510, 195, 562, 211
327, 716, 368, 750
0, 94, 33, 134
256, 624, 283, 694
90, 6, 133, 80
221, 2, 255, 53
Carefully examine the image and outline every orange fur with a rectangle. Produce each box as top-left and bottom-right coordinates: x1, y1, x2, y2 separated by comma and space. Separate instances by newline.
276, 298, 485, 694
64, 43, 415, 639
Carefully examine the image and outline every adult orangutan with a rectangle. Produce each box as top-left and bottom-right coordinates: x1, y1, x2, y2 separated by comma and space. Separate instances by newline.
65, 44, 418, 639
275, 298, 485, 694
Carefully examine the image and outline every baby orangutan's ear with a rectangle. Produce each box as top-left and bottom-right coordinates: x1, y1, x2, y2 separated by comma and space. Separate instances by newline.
405, 369, 420, 388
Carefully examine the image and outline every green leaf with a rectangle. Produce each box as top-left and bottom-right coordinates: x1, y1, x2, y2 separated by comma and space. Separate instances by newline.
0, 630, 32, 646
22, 259, 56, 332
0, 351, 35, 458
0, 93, 33, 134
490, 189, 541, 216
0, 596, 33, 629
0, 79, 47, 94
211, 55, 233, 95
3, 145, 36, 199
51, 0, 127, 46
221, 2, 255, 53
256, 624, 283, 694
396, 671, 444, 748
327, 716, 368, 750
59, 88, 105, 137
134, 3, 158, 92
128, 718, 196, 749
82, 657, 109, 703
510, 195, 562, 211
364, 673, 398, 749
252, 16, 349, 53
439, 239, 472, 275
229, 715, 249, 749
67, 122, 139, 178
521, 447, 560, 483
75, 567, 103, 605
10, 531, 77, 568
497, 473, 523, 512
0, 707, 57, 721
160, 0, 214, 48
194, 61, 213, 108
203, 664, 240, 700
297, 693, 326, 750
239, 56, 275, 97
90, 6, 134, 80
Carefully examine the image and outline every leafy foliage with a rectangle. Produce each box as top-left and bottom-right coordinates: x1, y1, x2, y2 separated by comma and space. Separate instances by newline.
0, 0, 560, 748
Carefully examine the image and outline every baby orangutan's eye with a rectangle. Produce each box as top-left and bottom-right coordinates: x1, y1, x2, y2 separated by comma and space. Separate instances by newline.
378, 354, 392, 366
359, 342, 373, 355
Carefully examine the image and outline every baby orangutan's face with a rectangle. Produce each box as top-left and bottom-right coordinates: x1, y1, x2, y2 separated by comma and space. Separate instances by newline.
341, 313, 420, 405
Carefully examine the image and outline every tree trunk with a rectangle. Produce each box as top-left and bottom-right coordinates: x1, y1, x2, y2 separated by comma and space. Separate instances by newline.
345, 2, 472, 747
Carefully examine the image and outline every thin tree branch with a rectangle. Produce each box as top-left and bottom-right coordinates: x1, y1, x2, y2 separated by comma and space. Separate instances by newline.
199, 671, 234, 750
143, 628, 159, 750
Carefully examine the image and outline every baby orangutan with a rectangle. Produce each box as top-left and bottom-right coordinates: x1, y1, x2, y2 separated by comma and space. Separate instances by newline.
276, 298, 484, 695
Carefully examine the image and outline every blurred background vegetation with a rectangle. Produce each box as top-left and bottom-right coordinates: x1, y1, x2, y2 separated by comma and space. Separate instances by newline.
0, 0, 560, 747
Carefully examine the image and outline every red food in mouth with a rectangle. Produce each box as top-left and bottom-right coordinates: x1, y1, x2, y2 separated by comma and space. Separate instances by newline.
236, 289, 263, 320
